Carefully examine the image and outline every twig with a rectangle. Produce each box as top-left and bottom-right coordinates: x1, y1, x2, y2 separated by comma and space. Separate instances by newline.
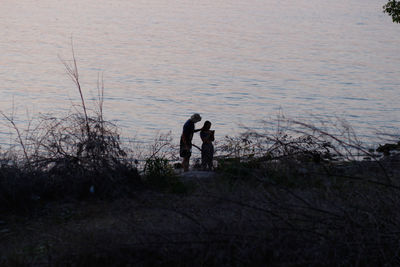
0, 111, 30, 167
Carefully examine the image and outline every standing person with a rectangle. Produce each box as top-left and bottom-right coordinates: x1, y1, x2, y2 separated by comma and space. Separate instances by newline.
200, 121, 215, 171
180, 113, 202, 172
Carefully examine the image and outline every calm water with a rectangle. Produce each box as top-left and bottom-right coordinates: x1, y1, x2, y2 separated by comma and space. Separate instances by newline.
1, 0, 400, 146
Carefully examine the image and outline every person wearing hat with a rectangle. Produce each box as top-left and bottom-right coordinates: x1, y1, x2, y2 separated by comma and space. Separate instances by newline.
180, 113, 202, 172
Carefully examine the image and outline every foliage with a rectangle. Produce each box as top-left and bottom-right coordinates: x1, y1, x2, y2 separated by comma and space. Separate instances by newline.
2, 156, 400, 266
144, 157, 187, 193
0, 45, 142, 213
216, 157, 260, 183
144, 157, 175, 182
383, 0, 400, 23
218, 116, 365, 164
376, 141, 400, 156
30, 113, 127, 171
2, 112, 400, 265
215, 116, 395, 189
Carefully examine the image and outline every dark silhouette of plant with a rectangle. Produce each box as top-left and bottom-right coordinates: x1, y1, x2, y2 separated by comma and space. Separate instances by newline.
50, 44, 127, 171
384, 0, 400, 23
0, 45, 140, 210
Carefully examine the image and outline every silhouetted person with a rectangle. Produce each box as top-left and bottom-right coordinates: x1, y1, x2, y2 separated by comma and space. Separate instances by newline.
200, 120, 214, 171
180, 113, 202, 172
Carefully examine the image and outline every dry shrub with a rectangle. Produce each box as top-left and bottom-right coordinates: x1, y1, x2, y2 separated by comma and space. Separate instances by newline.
0, 47, 141, 212
210, 115, 400, 265
31, 113, 126, 171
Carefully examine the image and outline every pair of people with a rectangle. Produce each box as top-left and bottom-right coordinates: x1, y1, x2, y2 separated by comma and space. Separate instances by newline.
180, 113, 214, 172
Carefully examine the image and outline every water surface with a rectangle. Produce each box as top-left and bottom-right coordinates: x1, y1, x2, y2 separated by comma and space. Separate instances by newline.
1, 0, 399, 146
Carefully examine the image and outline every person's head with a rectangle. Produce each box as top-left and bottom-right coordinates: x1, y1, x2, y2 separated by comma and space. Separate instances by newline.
201, 120, 211, 131
190, 113, 202, 123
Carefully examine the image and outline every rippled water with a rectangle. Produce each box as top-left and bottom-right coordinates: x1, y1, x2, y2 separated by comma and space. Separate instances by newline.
1, 0, 400, 145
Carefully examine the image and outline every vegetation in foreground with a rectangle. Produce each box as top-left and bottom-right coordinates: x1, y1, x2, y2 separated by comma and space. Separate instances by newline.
1, 112, 400, 266
1, 55, 400, 266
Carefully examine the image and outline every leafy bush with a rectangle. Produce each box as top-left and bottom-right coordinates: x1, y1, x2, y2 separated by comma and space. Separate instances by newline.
143, 157, 188, 193
384, 0, 400, 23
216, 157, 259, 179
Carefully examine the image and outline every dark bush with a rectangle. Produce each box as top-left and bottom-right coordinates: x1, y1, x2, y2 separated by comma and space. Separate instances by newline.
0, 50, 142, 212
143, 157, 188, 193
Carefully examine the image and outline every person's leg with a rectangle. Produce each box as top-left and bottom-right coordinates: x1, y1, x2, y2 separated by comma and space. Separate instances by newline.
206, 145, 214, 170
201, 150, 207, 170
182, 156, 190, 172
